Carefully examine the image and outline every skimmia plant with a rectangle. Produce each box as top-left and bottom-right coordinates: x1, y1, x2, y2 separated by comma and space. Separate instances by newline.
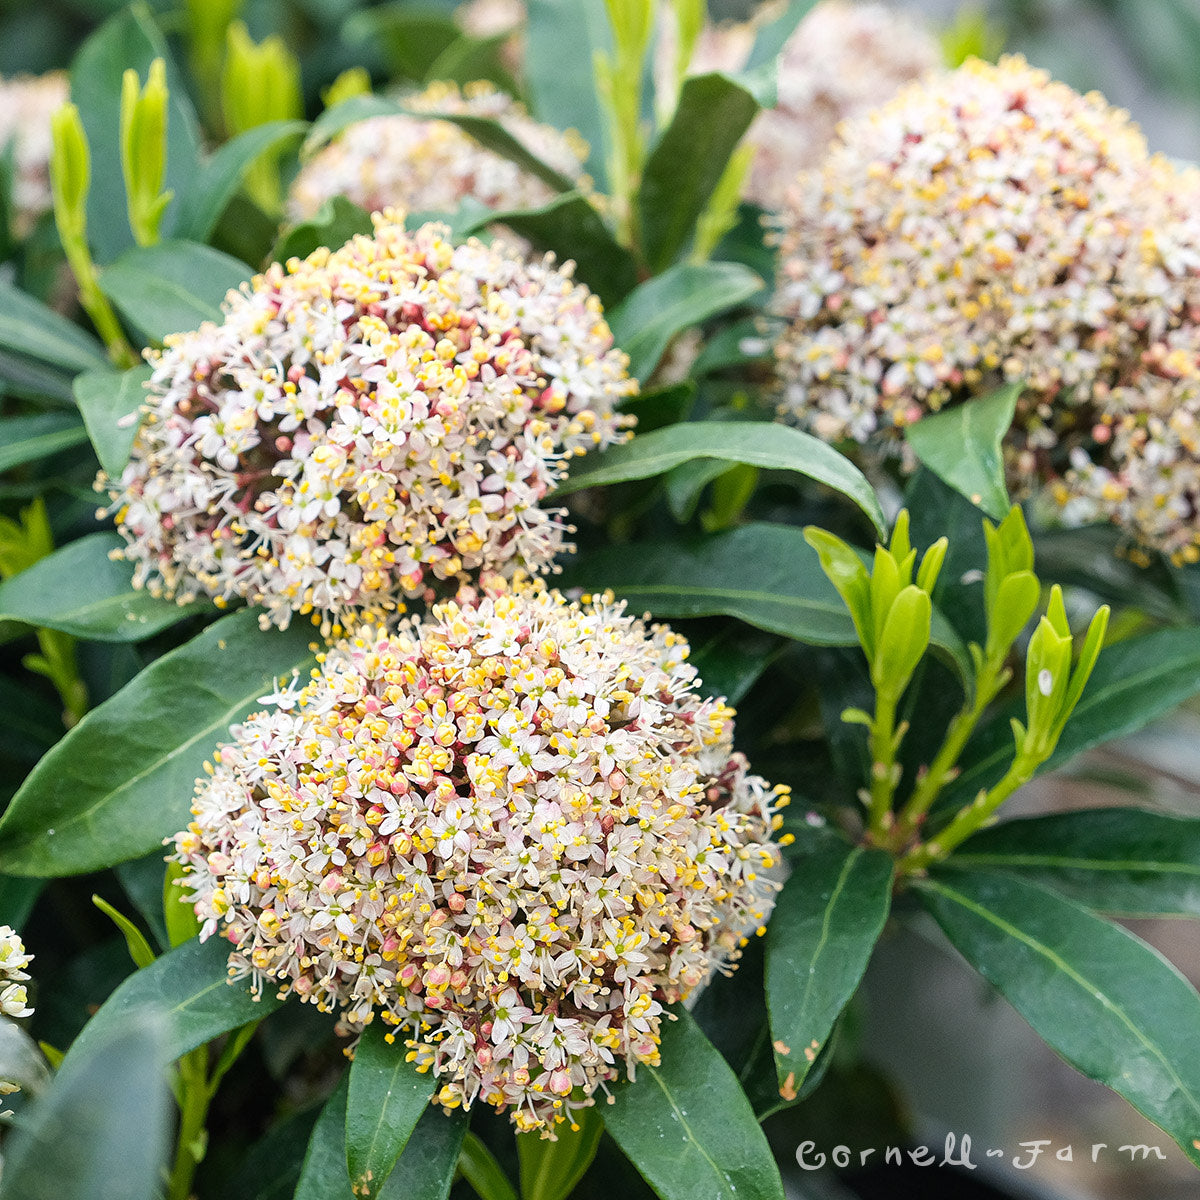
1, 3, 1200, 1200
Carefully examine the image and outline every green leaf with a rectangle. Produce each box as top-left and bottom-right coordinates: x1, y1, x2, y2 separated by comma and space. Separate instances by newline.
0, 278, 107, 387
345, 1021, 435, 1196
471, 192, 637, 307
0, 1018, 171, 1200
458, 1132, 519, 1200
555, 420, 886, 536
604, 1006, 784, 1200
73, 364, 152, 479
0, 610, 317, 876
163, 859, 203, 948
69, 6, 204, 264
636, 73, 759, 272
939, 627, 1200, 812
517, 1105, 603, 1200
341, 9, 462, 84
916, 869, 1200, 1168
273, 195, 375, 265
64, 935, 281, 1071
99, 240, 252, 343
743, 0, 819, 72
688, 626, 782, 705
92, 893, 156, 968
765, 839, 892, 1096
947, 808, 1200, 916
608, 262, 762, 382
525, 0, 612, 183
0, 532, 207, 642
297, 1075, 466, 1200
560, 524, 966, 676
903, 383, 1021, 520
173, 120, 310, 243
0, 413, 89, 472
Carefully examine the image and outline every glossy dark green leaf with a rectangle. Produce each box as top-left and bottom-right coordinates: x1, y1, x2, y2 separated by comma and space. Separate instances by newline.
73, 364, 152, 479
426, 31, 519, 95
691, 317, 769, 376
0, 874, 43, 930
0, 610, 316, 876
525, 0, 611, 182
69, 7, 203, 264
604, 1006, 784, 1200
0, 279, 107, 385
765, 839, 892, 1095
342, 8, 461, 82
608, 262, 762, 381
172, 120, 310, 244
555, 420, 886, 536
0, 413, 89, 472
305, 95, 576, 194
473, 192, 637, 307
297, 1074, 465, 1200
904, 383, 1020, 520
0, 532, 207, 641
64, 935, 281, 1070
458, 1132, 519, 1200
637, 73, 759, 272
688, 626, 782, 705
273, 195, 376, 265
517, 1105, 603, 1200
946, 808, 1200, 916
916, 870, 1200, 1168
0, 1018, 171, 1200
346, 1020, 435, 1196
940, 627, 1200, 812
99, 240, 252, 343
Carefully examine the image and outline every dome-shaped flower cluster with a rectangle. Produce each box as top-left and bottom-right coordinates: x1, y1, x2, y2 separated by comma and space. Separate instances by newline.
745, 0, 941, 211
171, 580, 787, 1131
289, 82, 588, 222
0, 72, 68, 237
106, 213, 635, 628
0, 927, 32, 1023
772, 55, 1200, 564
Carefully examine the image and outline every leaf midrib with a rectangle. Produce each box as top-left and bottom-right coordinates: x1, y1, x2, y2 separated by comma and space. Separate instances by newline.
947, 852, 1200, 876
643, 1061, 731, 1190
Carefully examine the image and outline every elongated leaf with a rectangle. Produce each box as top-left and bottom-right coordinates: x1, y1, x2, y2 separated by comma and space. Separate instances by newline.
0, 532, 207, 642
525, 0, 611, 182
916, 870, 1200, 1168
99, 240, 252, 343
346, 1021, 435, 1196
0, 610, 316, 876
74, 365, 152, 479
947, 808, 1200, 916
273, 196, 375, 265
560, 524, 966, 677
458, 1132, 519, 1200
940, 626, 1200, 812
0, 278, 107, 379
0, 413, 89, 472
604, 1006, 784, 1200
517, 1106, 603, 1200
173, 120, 310, 243
471, 192, 637, 307
64, 936, 281, 1073
608, 262, 762, 381
0, 1018, 171, 1200
904, 383, 1020, 520
304, 95, 575, 193
69, 7, 203, 263
556, 419, 886, 536
765, 839, 892, 1095
298, 1075, 465, 1200
637, 73, 759, 272
743, 0, 819, 72
342, 9, 462, 83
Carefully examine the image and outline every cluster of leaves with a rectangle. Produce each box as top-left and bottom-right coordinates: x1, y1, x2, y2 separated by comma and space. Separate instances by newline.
3, 3, 1200, 1200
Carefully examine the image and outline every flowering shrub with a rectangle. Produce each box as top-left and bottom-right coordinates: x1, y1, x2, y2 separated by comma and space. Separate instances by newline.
174, 580, 785, 1131
290, 82, 589, 221
105, 213, 634, 628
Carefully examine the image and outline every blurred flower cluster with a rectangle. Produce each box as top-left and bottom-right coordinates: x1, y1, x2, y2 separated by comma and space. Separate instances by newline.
773, 54, 1200, 564
0, 71, 68, 238
105, 213, 634, 629
173, 579, 786, 1131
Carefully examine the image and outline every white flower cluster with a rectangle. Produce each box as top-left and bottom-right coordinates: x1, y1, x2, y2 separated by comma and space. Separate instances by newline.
172, 580, 788, 1132
289, 82, 588, 222
0, 72, 68, 237
773, 55, 1200, 564
106, 213, 634, 628
0, 928, 31, 1023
